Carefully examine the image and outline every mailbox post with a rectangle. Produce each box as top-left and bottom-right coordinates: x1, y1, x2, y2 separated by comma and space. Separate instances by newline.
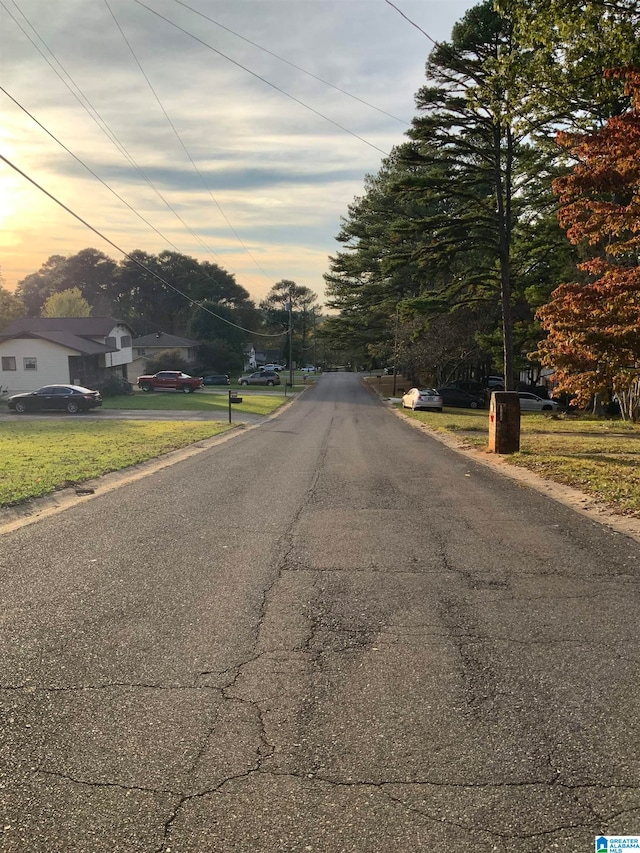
488, 391, 521, 454
228, 389, 242, 423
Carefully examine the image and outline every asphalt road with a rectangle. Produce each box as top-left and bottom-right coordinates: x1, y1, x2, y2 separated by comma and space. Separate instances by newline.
1, 372, 639, 852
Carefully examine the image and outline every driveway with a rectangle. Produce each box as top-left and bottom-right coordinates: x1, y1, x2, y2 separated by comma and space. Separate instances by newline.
0, 406, 265, 424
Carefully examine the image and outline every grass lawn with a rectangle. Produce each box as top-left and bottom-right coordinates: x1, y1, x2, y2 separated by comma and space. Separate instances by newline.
0, 385, 303, 508
101, 388, 290, 417
0, 420, 234, 507
379, 381, 640, 517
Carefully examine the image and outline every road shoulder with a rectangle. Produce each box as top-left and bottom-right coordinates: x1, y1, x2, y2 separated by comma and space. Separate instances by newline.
391, 403, 640, 546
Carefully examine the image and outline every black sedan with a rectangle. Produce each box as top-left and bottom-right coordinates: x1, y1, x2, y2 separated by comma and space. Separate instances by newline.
8, 384, 103, 414
437, 386, 486, 409
202, 374, 230, 386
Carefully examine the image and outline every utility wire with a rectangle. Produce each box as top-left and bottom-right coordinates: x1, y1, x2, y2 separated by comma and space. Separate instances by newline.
1, 2, 135, 169
133, 0, 390, 157
104, 0, 274, 284
383, 0, 439, 45
172, 0, 410, 125
1, 85, 192, 257
2, 0, 244, 278
1, 84, 266, 303
0, 154, 287, 338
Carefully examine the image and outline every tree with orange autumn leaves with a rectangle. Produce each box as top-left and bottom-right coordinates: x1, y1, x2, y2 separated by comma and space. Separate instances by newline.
536, 68, 640, 420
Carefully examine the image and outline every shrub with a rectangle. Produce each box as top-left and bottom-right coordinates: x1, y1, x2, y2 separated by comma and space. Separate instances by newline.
98, 375, 133, 397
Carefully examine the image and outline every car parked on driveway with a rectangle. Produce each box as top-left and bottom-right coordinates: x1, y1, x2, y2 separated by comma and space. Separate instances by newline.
447, 379, 486, 397
437, 387, 486, 409
239, 370, 281, 386
518, 392, 560, 412
486, 375, 505, 391
8, 384, 102, 414
260, 363, 285, 372
202, 374, 230, 386
401, 388, 443, 411
137, 371, 203, 393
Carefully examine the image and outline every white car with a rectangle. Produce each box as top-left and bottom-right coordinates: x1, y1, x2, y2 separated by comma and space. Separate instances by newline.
260, 363, 285, 372
301, 365, 317, 373
402, 388, 443, 412
518, 392, 559, 412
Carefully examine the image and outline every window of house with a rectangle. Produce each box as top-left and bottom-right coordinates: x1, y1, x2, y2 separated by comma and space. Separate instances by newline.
137, 348, 146, 355
23, 357, 37, 370
105, 336, 117, 348
121, 335, 131, 348
1, 357, 16, 371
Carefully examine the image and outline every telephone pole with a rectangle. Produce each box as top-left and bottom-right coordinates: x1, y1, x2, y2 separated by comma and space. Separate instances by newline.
287, 286, 294, 388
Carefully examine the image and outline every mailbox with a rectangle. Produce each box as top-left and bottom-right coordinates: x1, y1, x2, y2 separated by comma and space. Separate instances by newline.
488, 391, 521, 454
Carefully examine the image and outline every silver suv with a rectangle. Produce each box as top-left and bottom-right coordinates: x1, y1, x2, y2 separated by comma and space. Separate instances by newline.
238, 371, 281, 386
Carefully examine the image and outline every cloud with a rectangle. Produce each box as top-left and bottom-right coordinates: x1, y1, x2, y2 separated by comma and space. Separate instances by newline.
1, 0, 478, 303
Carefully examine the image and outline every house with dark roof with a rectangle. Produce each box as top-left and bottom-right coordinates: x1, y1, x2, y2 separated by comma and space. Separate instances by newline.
130, 331, 201, 378
0, 317, 135, 393
243, 344, 284, 371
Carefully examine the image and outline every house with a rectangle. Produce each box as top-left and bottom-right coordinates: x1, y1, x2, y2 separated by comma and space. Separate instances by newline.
130, 331, 201, 378
0, 317, 135, 393
243, 344, 283, 371
243, 344, 258, 371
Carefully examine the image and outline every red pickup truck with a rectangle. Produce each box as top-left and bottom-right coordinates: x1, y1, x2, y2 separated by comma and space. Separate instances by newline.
137, 371, 203, 393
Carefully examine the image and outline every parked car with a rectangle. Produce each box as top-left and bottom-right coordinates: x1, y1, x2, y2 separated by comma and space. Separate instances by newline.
516, 383, 550, 399
202, 374, 230, 386
401, 388, 443, 412
137, 371, 203, 393
486, 375, 505, 391
260, 363, 285, 372
239, 370, 281, 386
447, 379, 486, 397
8, 384, 102, 414
301, 365, 317, 373
518, 392, 559, 412
437, 387, 486, 409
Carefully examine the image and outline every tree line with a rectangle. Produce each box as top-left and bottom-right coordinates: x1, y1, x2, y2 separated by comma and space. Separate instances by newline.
321, 0, 640, 419
0, 249, 322, 375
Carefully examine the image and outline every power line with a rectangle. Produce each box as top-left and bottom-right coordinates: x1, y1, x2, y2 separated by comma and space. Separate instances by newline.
171, 0, 410, 125
104, 0, 274, 285
133, 0, 390, 157
1, 83, 268, 304
1, 2, 135, 166
383, 0, 439, 46
1, 86, 190, 256
2, 0, 247, 280
0, 154, 287, 339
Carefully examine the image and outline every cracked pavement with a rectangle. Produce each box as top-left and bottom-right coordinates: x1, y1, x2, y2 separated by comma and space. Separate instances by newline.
1, 372, 639, 851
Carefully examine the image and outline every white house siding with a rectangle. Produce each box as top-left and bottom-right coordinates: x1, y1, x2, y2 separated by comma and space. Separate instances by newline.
103, 324, 133, 368
0, 338, 77, 394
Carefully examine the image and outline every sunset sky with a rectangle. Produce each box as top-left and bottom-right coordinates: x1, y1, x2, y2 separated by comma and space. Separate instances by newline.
1, 0, 477, 304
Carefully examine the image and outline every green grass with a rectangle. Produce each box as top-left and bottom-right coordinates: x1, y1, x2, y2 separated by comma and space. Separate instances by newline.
101, 389, 289, 416
0, 420, 233, 506
398, 405, 640, 516
0, 386, 301, 507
